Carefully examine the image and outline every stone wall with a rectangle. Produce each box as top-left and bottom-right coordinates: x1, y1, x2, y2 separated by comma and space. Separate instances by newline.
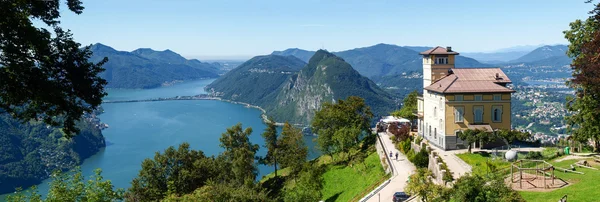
428, 151, 448, 185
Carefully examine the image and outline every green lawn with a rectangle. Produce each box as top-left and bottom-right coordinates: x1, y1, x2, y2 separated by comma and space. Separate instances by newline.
321, 151, 387, 202
519, 158, 600, 202
456, 152, 513, 176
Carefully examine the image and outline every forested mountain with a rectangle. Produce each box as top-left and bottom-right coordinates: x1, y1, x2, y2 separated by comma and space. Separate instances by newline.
89, 43, 220, 89
0, 114, 105, 194
271, 44, 492, 80
266, 50, 396, 124
205, 55, 306, 105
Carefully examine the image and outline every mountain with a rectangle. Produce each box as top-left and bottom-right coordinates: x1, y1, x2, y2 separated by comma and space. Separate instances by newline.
89, 43, 220, 89
272, 44, 492, 80
509, 45, 568, 63
271, 48, 315, 62
0, 113, 105, 194
266, 50, 397, 124
205, 55, 306, 105
461, 51, 529, 64
131, 48, 221, 74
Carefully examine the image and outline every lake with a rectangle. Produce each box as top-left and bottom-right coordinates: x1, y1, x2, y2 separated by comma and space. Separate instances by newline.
1, 79, 319, 200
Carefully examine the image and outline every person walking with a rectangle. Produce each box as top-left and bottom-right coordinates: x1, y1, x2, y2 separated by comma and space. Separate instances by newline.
389, 151, 392, 158
395, 152, 398, 160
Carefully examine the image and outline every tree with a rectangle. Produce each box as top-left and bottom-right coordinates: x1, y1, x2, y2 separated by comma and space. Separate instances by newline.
391, 90, 418, 120
457, 129, 483, 153
405, 168, 446, 202
495, 129, 531, 148
163, 180, 272, 202
283, 164, 324, 202
0, 0, 108, 137
388, 122, 410, 142
449, 174, 524, 202
7, 168, 124, 202
278, 122, 308, 176
219, 123, 259, 186
312, 96, 373, 157
126, 143, 217, 201
564, 1, 600, 151
261, 119, 279, 177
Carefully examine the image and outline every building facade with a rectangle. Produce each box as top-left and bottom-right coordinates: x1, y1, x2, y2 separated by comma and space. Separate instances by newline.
417, 47, 514, 150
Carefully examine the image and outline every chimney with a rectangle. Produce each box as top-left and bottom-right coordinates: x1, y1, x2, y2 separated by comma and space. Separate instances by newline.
446, 46, 452, 52
448, 69, 454, 75
495, 73, 500, 79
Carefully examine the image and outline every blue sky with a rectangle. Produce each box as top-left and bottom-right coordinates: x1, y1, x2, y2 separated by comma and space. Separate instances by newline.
56, 0, 594, 59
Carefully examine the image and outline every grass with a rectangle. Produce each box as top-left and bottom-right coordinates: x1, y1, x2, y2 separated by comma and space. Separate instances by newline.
457, 152, 513, 176
321, 151, 387, 202
519, 158, 600, 202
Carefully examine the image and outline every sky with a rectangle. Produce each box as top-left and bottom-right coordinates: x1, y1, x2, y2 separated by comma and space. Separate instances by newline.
55, 0, 595, 60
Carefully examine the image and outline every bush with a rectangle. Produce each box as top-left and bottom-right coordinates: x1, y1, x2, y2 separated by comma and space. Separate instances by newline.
400, 139, 412, 154
406, 149, 415, 161
525, 151, 543, 160
412, 148, 429, 168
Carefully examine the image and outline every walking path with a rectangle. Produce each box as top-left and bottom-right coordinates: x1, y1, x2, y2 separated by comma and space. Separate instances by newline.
363, 132, 416, 202
429, 146, 472, 179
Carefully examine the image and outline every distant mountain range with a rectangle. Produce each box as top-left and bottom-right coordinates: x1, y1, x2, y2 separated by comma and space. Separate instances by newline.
89, 43, 221, 89
508, 45, 568, 64
272, 44, 492, 80
206, 50, 396, 124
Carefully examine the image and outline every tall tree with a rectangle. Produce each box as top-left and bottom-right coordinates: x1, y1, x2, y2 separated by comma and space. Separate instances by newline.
126, 143, 217, 201
261, 119, 279, 177
564, 1, 600, 151
219, 123, 259, 186
495, 129, 531, 148
312, 96, 373, 157
0, 0, 108, 137
278, 122, 308, 176
405, 168, 446, 202
391, 90, 418, 120
457, 129, 483, 153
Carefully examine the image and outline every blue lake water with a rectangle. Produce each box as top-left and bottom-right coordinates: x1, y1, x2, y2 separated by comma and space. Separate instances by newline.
1, 79, 319, 200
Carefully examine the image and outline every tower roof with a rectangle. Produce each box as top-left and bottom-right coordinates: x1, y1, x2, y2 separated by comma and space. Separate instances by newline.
419, 46, 459, 55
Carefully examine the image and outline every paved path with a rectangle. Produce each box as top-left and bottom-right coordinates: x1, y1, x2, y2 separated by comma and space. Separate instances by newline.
429, 146, 472, 180
365, 132, 416, 202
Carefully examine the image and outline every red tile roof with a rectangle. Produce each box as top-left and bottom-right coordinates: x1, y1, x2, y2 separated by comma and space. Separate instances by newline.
425, 68, 514, 93
419, 46, 459, 55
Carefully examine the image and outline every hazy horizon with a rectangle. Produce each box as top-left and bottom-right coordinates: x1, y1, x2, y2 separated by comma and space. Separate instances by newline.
60, 0, 594, 59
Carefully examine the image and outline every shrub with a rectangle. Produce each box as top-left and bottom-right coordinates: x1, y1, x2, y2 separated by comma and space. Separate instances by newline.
525, 151, 543, 160
412, 148, 429, 168
400, 139, 412, 154
406, 149, 415, 162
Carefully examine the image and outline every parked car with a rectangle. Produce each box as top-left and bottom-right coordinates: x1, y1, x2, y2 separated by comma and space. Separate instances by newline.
393, 192, 410, 202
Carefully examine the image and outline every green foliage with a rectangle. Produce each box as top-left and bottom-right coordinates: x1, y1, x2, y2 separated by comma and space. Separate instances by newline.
163, 180, 272, 202
399, 139, 412, 154
0, 114, 105, 195
457, 129, 490, 153
564, 1, 600, 151
495, 129, 532, 147
278, 122, 308, 176
0, 0, 108, 136
412, 148, 429, 169
7, 168, 124, 202
219, 123, 259, 186
448, 174, 524, 202
312, 96, 373, 156
525, 151, 543, 160
260, 119, 279, 177
283, 164, 324, 202
405, 168, 445, 202
391, 90, 418, 120
126, 143, 219, 201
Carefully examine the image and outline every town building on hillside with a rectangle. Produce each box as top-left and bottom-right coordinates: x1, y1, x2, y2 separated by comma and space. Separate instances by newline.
416, 46, 514, 150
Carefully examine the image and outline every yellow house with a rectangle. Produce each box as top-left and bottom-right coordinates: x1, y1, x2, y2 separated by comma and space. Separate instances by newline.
416, 46, 514, 150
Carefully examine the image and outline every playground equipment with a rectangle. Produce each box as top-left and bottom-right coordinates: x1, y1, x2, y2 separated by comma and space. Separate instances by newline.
510, 159, 568, 190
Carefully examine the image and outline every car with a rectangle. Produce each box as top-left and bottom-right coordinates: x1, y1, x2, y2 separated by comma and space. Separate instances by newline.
393, 192, 410, 202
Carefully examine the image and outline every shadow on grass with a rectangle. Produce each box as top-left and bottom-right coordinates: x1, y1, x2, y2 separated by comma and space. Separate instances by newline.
260, 175, 286, 199
474, 151, 491, 157
325, 192, 342, 202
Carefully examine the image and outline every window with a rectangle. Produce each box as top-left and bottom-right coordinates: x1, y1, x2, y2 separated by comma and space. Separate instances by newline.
434, 107, 437, 117
492, 106, 503, 122
455, 95, 463, 101
435, 57, 448, 64
474, 106, 484, 123
429, 125, 432, 137
434, 128, 437, 139
454, 107, 464, 123
494, 94, 501, 101
475, 94, 483, 101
